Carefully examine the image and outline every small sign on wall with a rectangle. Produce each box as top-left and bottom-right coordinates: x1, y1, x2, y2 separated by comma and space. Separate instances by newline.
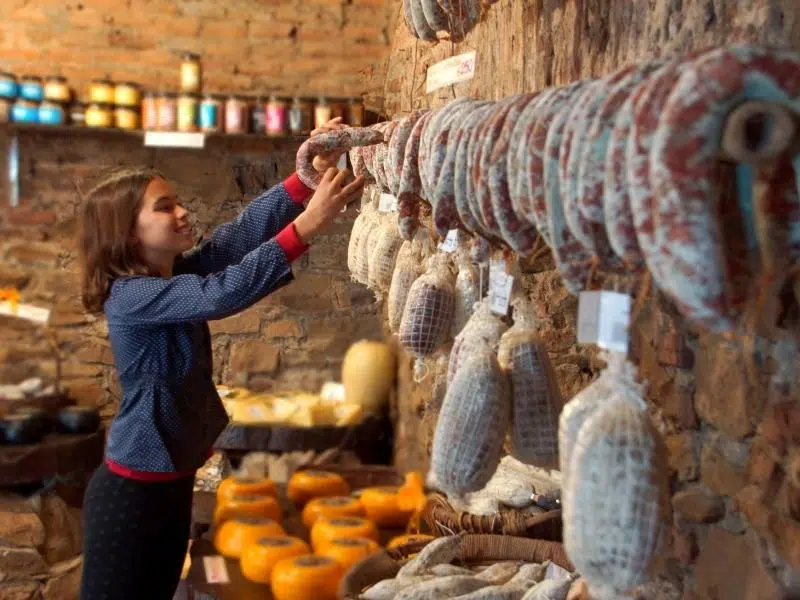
426, 51, 477, 94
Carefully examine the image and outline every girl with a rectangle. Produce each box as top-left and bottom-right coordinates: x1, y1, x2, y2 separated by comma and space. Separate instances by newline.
77, 119, 364, 599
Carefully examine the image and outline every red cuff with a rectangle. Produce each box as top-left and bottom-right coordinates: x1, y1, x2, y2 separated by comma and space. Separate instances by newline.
283, 173, 314, 205
275, 222, 309, 263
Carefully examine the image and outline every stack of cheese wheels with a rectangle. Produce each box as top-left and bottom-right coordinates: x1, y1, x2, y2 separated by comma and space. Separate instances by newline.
359, 485, 415, 528
214, 475, 280, 526
240, 536, 310, 585
310, 516, 380, 552
302, 496, 365, 529
316, 537, 380, 572
272, 555, 345, 600
287, 470, 350, 506
214, 516, 286, 559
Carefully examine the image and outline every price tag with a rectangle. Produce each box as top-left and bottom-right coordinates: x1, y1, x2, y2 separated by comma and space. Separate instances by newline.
426, 51, 477, 94
378, 193, 398, 212
577, 291, 631, 353
489, 258, 514, 316
0, 301, 50, 325
437, 229, 459, 252
337, 153, 348, 170
203, 556, 230, 584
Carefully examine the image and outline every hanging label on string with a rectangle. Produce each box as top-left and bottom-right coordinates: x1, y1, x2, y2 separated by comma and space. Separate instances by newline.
203, 556, 230, 584
378, 193, 398, 212
577, 291, 631, 353
489, 258, 514, 316
426, 51, 477, 94
438, 229, 459, 252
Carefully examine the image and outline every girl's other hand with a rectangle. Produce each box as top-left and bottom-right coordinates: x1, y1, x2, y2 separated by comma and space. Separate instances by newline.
293, 168, 364, 243
312, 117, 349, 172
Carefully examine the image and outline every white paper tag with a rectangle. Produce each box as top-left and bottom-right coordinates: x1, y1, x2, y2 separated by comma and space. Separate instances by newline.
144, 131, 206, 149
203, 556, 230, 584
489, 258, 514, 316
426, 51, 477, 94
378, 192, 398, 212
577, 291, 631, 353
437, 229, 459, 252
0, 301, 50, 324
337, 153, 347, 170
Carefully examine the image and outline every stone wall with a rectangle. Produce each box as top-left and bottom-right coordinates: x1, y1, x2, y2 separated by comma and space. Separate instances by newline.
366, 1, 800, 598
0, 0, 393, 98
0, 129, 381, 419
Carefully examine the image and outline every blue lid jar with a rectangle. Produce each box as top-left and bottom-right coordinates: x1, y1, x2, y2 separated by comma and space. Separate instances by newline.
0, 72, 18, 100
38, 100, 66, 126
19, 75, 43, 102
12, 98, 39, 123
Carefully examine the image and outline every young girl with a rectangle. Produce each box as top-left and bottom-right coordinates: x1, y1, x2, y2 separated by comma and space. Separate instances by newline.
77, 119, 364, 600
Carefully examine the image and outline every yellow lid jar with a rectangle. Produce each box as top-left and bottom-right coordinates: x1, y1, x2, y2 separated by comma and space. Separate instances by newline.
115, 106, 140, 130
89, 79, 115, 105
44, 76, 71, 104
85, 103, 113, 128
115, 82, 141, 108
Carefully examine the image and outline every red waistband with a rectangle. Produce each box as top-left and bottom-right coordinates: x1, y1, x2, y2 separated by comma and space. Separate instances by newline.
105, 449, 213, 482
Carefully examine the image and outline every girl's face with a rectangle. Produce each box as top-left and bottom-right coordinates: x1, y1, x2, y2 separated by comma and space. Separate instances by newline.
133, 177, 194, 265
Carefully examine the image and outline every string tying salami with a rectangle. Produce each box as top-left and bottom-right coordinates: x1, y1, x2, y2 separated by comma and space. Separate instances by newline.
296, 127, 385, 189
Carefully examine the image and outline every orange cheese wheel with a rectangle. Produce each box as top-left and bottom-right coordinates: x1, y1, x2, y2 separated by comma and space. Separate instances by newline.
271, 555, 344, 600
302, 496, 365, 530
213, 517, 286, 559
397, 471, 427, 513
216, 476, 277, 505
386, 534, 435, 550
287, 470, 350, 506
240, 536, 310, 585
310, 517, 379, 552
213, 493, 282, 526
317, 537, 380, 572
359, 486, 414, 528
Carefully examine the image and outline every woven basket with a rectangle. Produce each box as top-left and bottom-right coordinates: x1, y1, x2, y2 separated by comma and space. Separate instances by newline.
422, 493, 563, 540
338, 533, 574, 599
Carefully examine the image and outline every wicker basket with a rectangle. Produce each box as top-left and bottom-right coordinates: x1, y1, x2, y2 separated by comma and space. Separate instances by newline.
422, 493, 563, 540
338, 533, 574, 599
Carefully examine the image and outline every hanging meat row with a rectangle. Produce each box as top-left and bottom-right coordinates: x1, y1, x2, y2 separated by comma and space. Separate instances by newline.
338, 44, 800, 334
402, 0, 498, 43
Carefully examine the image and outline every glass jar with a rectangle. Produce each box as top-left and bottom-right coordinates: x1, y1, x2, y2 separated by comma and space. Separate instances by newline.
115, 106, 139, 130
347, 97, 365, 127
177, 94, 198, 132
266, 96, 287, 137
0, 72, 18, 100
180, 53, 201, 94
199, 95, 221, 133
11, 99, 38, 123
0, 99, 11, 123
38, 100, 66, 125
43, 76, 71, 104
69, 102, 86, 127
250, 97, 266, 134
157, 93, 177, 131
141, 92, 158, 130
19, 76, 43, 102
85, 103, 113, 127
289, 97, 312, 135
224, 96, 248, 134
314, 96, 331, 130
89, 79, 115, 105
115, 82, 141, 107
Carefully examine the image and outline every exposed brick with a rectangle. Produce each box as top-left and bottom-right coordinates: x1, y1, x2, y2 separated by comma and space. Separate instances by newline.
229, 340, 280, 375
208, 311, 261, 335
264, 319, 303, 339
62, 377, 105, 407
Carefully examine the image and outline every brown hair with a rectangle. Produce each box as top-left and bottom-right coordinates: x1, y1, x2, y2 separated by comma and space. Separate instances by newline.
78, 166, 164, 314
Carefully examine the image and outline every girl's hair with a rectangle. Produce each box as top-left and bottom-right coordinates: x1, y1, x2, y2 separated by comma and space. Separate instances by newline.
78, 166, 164, 314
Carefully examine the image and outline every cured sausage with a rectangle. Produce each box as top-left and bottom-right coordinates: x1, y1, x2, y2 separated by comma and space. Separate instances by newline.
650, 45, 800, 332
455, 102, 496, 238
438, 0, 482, 42
408, 0, 438, 41
296, 127, 385, 189
388, 111, 427, 196
421, 0, 449, 35
398, 111, 435, 240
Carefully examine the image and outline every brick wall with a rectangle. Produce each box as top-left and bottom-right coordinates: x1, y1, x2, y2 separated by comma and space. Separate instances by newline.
1, 0, 393, 98
0, 128, 382, 419
364, 1, 800, 598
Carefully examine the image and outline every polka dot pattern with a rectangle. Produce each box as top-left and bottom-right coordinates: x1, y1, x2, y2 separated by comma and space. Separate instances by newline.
103, 183, 303, 474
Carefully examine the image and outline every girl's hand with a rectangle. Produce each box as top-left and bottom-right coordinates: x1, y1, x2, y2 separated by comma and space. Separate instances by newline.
293, 168, 365, 243
312, 117, 349, 172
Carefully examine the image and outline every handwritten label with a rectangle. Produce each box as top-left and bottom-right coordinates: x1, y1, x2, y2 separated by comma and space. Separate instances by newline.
438, 229, 459, 252
426, 51, 477, 94
203, 556, 230, 585
577, 291, 631, 353
0, 301, 50, 325
489, 258, 514, 316
378, 193, 398, 212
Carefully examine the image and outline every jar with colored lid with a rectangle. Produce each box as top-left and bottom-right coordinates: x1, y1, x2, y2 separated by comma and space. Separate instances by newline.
0, 72, 18, 100
250, 97, 265, 134
347, 97, 365, 127
314, 97, 331, 130
266, 96, 287, 137
69, 102, 86, 127
180, 53, 201, 94
141, 93, 158, 130
289, 97, 312, 135
44, 76, 71, 104
19, 76, 43, 102
85, 103, 113, 128
157, 93, 177, 131
115, 106, 139, 130
89, 80, 115, 105
11, 99, 38, 123
177, 94, 198, 132
199, 95, 221, 133
38, 100, 66, 126
114, 82, 141, 107
0, 99, 11, 124
224, 96, 248, 134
